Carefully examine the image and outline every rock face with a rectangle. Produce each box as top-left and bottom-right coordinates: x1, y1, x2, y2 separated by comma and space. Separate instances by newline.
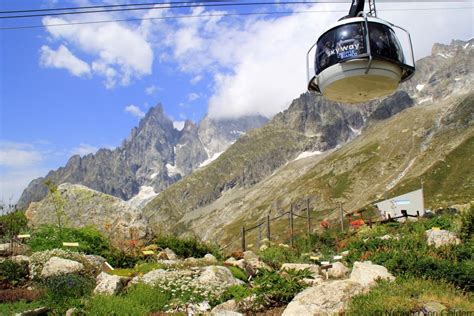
41, 257, 84, 278
349, 261, 395, 288
282, 280, 364, 315
17, 107, 267, 209
425, 229, 461, 248
25, 183, 148, 248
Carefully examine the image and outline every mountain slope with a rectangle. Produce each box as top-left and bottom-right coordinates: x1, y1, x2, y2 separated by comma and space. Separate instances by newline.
17, 107, 267, 209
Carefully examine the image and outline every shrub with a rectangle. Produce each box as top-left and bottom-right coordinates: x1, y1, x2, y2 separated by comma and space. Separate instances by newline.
346, 277, 474, 314
86, 294, 150, 315
103, 248, 140, 269
153, 234, 222, 259
0, 211, 28, 242
42, 273, 94, 304
0, 259, 29, 286
219, 284, 252, 303
227, 266, 248, 283
459, 204, 474, 241
0, 288, 43, 303
27, 225, 111, 256
251, 269, 308, 310
259, 245, 301, 269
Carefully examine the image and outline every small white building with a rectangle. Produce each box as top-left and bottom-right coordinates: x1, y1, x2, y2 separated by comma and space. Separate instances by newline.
375, 188, 425, 221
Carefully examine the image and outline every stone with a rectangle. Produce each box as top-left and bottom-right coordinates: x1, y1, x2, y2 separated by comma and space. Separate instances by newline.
211, 299, 240, 315
340, 250, 350, 257
187, 301, 211, 315
184, 257, 200, 265
425, 229, 461, 248
131, 269, 167, 285
40, 257, 84, 278
302, 276, 324, 286
213, 312, 243, 316
94, 272, 128, 295
243, 251, 259, 261
164, 248, 177, 260
85, 255, 106, 269
282, 280, 365, 315
225, 258, 246, 270
422, 301, 447, 314
349, 261, 395, 288
194, 266, 244, 288
204, 253, 218, 263
280, 263, 320, 278
65, 308, 77, 316
14, 307, 49, 316
328, 262, 349, 279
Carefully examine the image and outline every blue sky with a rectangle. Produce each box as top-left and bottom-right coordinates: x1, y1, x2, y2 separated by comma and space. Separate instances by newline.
0, 0, 472, 203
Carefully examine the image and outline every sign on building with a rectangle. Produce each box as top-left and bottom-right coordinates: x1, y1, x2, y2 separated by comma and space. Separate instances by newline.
375, 188, 425, 221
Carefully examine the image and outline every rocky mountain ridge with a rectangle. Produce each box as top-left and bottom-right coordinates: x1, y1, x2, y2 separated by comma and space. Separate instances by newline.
17, 108, 267, 209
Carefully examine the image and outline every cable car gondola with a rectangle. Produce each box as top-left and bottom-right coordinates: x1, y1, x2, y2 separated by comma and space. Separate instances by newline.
306, 0, 415, 104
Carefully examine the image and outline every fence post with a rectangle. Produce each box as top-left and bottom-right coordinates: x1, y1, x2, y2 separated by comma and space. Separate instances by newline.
257, 225, 261, 251
417, 211, 420, 218
241, 226, 246, 252
339, 202, 344, 232
306, 199, 311, 236
369, 218, 373, 228
266, 214, 271, 241
290, 204, 294, 248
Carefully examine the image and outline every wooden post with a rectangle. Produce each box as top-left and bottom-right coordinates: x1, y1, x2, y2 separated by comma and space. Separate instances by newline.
307, 199, 311, 236
417, 211, 420, 218
266, 215, 271, 241
339, 202, 344, 232
241, 226, 246, 252
257, 225, 261, 251
369, 218, 373, 228
290, 204, 294, 248
388, 213, 392, 221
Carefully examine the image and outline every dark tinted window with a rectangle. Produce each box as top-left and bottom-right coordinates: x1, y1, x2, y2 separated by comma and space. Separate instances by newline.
315, 21, 404, 75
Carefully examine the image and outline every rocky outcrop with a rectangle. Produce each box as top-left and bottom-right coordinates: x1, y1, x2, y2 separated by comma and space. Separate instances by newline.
425, 229, 461, 248
328, 262, 350, 279
195, 266, 244, 288
25, 184, 148, 248
282, 280, 365, 315
40, 257, 84, 278
349, 261, 395, 288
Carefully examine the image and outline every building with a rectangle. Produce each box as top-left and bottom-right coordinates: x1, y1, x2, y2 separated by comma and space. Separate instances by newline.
375, 188, 425, 221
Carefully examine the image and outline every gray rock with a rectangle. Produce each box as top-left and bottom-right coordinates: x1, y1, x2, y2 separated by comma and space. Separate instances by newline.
422, 301, 447, 314
349, 261, 395, 288
282, 280, 365, 315
225, 258, 246, 270
328, 262, 349, 279
14, 307, 49, 316
164, 248, 177, 260
65, 308, 77, 316
11, 255, 30, 263
425, 229, 461, 248
194, 266, 244, 288
204, 253, 218, 263
187, 301, 211, 315
211, 299, 240, 315
94, 272, 128, 295
131, 269, 167, 285
40, 257, 84, 278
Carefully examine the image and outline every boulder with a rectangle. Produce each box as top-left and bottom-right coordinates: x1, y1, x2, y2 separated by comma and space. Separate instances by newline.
280, 263, 320, 278
40, 257, 84, 278
225, 258, 246, 270
282, 280, 364, 315
242, 251, 259, 261
422, 301, 447, 314
187, 301, 211, 315
131, 269, 167, 285
425, 229, 461, 248
328, 262, 349, 279
94, 272, 129, 295
11, 255, 30, 263
164, 248, 177, 260
184, 257, 200, 266
194, 266, 244, 288
211, 299, 240, 315
204, 253, 218, 263
302, 276, 324, 286
85, 255, 106, 269
349, 261, 395, 288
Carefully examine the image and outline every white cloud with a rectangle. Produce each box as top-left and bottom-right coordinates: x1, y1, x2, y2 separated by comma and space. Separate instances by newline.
39, 45, 91, 77
145, 85, 158, 95
0, 142, 43, 168
42, 14, 153, 88
173, 121, 186, 131
187, 92, 200, 102
125, 104, 145, 118
0, 168, 48, 204
190, 75, 203, 85
70, 143, 99, 156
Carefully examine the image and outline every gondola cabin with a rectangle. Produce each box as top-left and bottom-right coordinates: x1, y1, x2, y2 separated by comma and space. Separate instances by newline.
307, 1, 415, 103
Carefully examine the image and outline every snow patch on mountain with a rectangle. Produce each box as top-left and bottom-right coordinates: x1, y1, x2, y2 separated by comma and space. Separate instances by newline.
199, 151, 224, 168
127, 186, 158, 209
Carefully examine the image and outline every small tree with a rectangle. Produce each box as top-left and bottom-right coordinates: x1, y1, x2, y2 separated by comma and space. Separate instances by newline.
44, 180, 67, 231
